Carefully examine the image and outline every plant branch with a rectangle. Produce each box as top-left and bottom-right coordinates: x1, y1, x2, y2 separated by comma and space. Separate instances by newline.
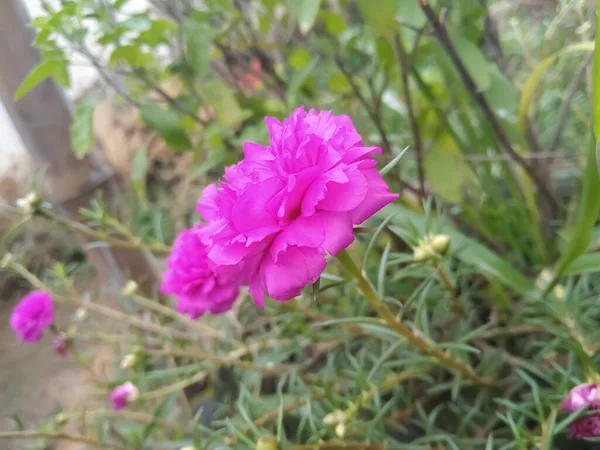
0, 430, 129, 450
417, 0, 558, 211
393, 32, 425, 194
336, 249, 490, 386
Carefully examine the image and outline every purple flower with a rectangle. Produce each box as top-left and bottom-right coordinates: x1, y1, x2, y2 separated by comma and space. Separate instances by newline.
110, 382, 139, 411
569, 415, 600, 439
197, 106, 397, 306
160, 226, 240, 319
10, 290, 54, 342
563, 383, 600, 412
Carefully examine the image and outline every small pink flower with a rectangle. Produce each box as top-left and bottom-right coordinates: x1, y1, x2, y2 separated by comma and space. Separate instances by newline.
160, 226, 240, 319
10, 290, 54, 342
110, 382, 139, 411
53, 334, 68, 357
197, 106, 397, 306
569, 415, 600, 439
563, 383, 600, 412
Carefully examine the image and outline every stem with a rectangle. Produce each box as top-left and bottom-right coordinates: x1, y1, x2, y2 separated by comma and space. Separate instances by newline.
336, 249, 490, 386
142, 369, 207, 400
0, 431, 130, 450
417, 0, 558, 212
41, 208, 171, 255
393, 32, 425, 194
433, 261, 462, 316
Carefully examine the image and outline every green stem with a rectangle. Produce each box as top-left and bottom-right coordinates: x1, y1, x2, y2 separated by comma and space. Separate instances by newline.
336, 249, 490, 386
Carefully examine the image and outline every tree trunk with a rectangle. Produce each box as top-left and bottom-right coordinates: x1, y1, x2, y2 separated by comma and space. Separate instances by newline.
0, 0, 159, 293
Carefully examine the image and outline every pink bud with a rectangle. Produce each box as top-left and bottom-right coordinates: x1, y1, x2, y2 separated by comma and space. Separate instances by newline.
53, 334, 68, 357
109, 382, 139, 411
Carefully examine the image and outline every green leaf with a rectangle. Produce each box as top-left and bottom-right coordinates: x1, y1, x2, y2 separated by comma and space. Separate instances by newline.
184, 20, 210, 76
555, 139, 600, 276
327, 72, 352, 94
14, 59, 66, 100
593, 4, 600, 138
564, 253, 600, 275
357, 0, 397, 36
379, 205, 535, 296
140, 104, 192, 150
132, 145, 148, 205
518, 42, 593, 131
109, 45, 152, 67
71, 96, 97, 159
286, 57, 319, 104
136, 19, 176, 47
397, 0, 426, 28
485, 68, 517, 113
200, 81, 242, 129
297, 0, 321, 35
451, 35, 491, 91
122, 15, 152, 32
423, 135, 475, 203
320, 10, 346, 36
288, 48, 312, 70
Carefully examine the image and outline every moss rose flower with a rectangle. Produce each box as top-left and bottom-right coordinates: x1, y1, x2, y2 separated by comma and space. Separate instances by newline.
160, 226, 240, 319
197, 106, 397, 305
10, 290, 54, 342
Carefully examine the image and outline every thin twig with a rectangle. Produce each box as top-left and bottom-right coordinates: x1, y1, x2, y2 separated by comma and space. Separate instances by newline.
548, 51, 593, 154
393, 32, 425, 194
417, 0, 558, 211
0, 431, 129, 450
334, 55, 392, 155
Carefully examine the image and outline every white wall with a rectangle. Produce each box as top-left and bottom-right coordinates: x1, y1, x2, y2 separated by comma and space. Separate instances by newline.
0, 0, 149, 194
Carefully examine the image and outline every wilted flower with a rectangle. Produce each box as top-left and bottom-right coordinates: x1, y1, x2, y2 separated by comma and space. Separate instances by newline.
110, 381, 139, 410
563, 383, 600, 439
53, 334, 68, 357
10, 290, 54, 342
197, 106, 397, 306
160, 226, 240, 319
569, 415, 600, 439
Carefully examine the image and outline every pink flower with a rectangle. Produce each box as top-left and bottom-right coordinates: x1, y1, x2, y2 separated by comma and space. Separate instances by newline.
110, 381, 139, 410
569, 415, 600, 439
563, 383, 600, 412
197, 106, 397, 305
53, 334, 68, 357
160, 226, 240, 319
10, 290, 54, 342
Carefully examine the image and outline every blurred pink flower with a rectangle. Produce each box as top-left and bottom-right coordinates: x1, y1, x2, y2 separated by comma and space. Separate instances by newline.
10, 290, 54, 342
563, 383, 600, 412
110, 382, 139, 411
160, 226, 240, 319
197, 106, 397, 305
569, 415, 600, 439
53, 334, 68, 357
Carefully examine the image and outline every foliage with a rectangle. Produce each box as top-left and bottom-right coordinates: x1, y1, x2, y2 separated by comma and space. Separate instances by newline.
3, 0, 600, 449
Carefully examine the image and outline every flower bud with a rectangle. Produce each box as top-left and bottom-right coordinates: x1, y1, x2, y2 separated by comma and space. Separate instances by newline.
54, 412, 69, 426
53, 334, 69, 357
255, 435, 279, 450
120, 353, 138, 370
553, 284, 566, 301
16, 192, 41, 214
430, 234, 451, 255
121, 280, 139, 297
179, 446, 196, 450
1, 252, 13, 268
323, 410, 345, 425
110, 382, 139, 410
335, 423, 346, 438
74, 308, 88, 321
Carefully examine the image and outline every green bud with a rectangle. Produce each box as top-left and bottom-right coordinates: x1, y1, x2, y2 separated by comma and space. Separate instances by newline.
256, 435, 279, 450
